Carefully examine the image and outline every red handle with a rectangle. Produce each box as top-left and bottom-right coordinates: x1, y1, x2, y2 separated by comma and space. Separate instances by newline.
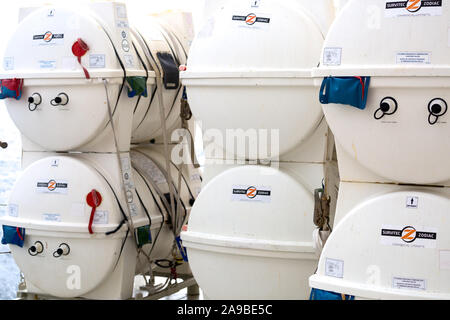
72, 38, 91, 79
86, 190, 102, 235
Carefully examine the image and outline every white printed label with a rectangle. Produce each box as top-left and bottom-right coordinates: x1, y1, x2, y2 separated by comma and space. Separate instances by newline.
323, 48, 342, 66
37, 179, 69, 195
116, 4, 127, 19
393, 277, 426, 291
8, 204, 18, 218
89, 54, 106, 68
251, 0, 261, 8
232, 185, 271, 203
129, 203, 138, 217
124, 55, 134, 67
43, 214, 61, 222
51, 159, 60, 168
325, 258, 344, 278
93, 211, 109, 225
406, 196, 419, 209
385, 1, 442, 18
3, 57, 14, 71
396, 52, 430, 64
39, 60, 57, 69
117, 20, 129, 29
381, 225, 437, 249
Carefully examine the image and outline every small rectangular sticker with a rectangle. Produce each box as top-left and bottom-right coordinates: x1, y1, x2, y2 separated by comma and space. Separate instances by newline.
124, 55, 134, 67
39, 60, 57, 70
37, 180, 69, 195
393, 277, 426, 291
129, 203, 139, 217
3, 57, 14, 71
325, 258, 344, 278
93, 211, 109, 225
232, 185, 271, 203
89, 54, 106, 68
381, 225, 437, 249
396, 52, 431, 64
116, 4, 127, 19
43, 214, 61, 222
406, 196, 419, 209
323, 48, 342, 66
385, 1, 442, 18
8, 204, 18, 218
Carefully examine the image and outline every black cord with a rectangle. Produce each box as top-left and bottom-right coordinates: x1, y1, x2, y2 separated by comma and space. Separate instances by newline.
135, 189, 151, 227
105, 219, 127, 236
113, 228, 130, 271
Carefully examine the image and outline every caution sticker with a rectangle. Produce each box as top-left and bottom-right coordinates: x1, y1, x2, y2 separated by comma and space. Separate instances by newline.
385, 0, 443, 18
232, 185, 271, 203
381, 225, 437, 249
37, 180, 69, 195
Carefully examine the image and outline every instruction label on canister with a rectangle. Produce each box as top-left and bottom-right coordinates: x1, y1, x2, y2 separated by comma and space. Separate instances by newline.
396, 52, 430, 64
42, 213, 61, 222
89, 54, 106, 68
323, 48, 342, 66
393, 277, 426, 291
93, 211, 109, 225
385, 1, 442, 18
232, 185, 271, 203
325, 258, 344, 278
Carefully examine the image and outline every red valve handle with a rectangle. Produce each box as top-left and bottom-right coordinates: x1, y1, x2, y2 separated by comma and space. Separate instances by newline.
87, 190, 102, 235
72, 38, 91, 79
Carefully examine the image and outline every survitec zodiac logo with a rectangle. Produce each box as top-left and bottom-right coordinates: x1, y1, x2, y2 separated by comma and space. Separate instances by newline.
385, 0, 442, 14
